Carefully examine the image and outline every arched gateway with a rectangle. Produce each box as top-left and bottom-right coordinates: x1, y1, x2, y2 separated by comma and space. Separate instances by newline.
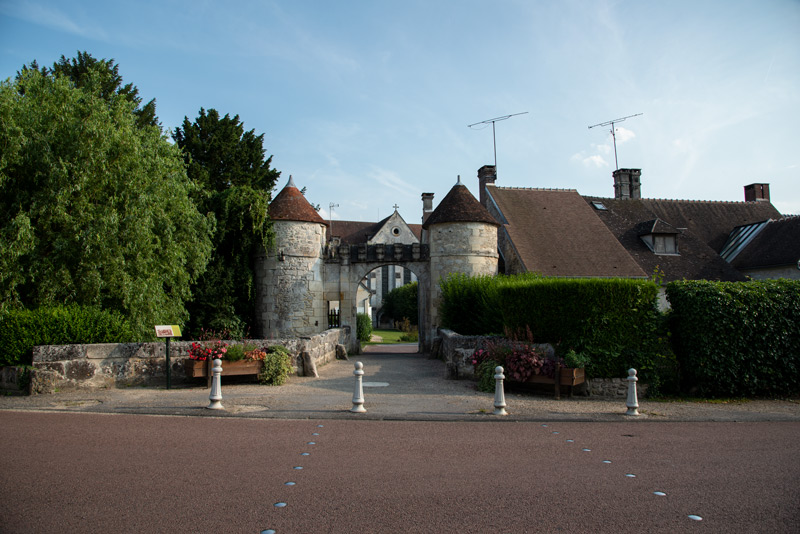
255, 176, 499, 353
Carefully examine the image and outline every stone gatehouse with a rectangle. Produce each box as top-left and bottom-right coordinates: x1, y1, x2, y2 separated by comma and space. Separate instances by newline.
255, 176, 499, 352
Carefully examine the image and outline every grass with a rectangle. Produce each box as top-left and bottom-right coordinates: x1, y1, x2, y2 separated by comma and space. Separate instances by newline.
363, 329, 410, 345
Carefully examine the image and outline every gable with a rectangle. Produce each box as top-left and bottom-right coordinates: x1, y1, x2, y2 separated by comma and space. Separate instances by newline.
369, 211, 420, 244
488, 186, 645, 278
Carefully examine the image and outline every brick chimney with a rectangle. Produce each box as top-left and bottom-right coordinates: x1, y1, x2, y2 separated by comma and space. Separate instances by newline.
478, 165, 497, 207
744, 183, 770, 202
421, 192, 434, 223
613, 168, 642, 200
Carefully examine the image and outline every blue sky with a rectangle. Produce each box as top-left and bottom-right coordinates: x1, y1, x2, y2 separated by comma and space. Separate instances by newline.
2, 0, 799, 221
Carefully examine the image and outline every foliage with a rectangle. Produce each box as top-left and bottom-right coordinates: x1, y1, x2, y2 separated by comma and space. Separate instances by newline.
356, 313, 373, 342
397, 317, 419, 342
0, 305, 134, 366
0, 66, 213, 338
258, 346, 293, 386
475, 359, 500, 393
381, 281, 418, 325
666, 279, 800, 397
174, 108, 280, 338
563, 350, 592, 369
19, 51, 158, 129
442, 273, 675, 388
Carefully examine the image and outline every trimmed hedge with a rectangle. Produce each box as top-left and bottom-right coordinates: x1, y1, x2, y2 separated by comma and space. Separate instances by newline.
0, 305, 135, 366
666, 279, 800, 397
440, 274, 677, 391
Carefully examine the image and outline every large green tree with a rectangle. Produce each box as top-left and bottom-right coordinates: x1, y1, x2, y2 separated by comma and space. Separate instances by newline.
173, 108, 280, 337
19, 51, 158, 129
0, 67, 214, 337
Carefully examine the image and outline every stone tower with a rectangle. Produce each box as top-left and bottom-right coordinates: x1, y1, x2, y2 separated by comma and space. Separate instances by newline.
422, 177, 499, 343
256, 176, 328, 338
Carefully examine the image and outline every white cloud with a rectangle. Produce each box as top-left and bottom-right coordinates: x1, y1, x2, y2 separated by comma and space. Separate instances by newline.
368, 166, 415, 196
1, 1, 108, 40
614, 127, 636, 144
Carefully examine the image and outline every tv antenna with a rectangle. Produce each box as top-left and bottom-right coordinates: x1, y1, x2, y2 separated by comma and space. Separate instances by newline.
588, 113, 643, 170
468, 112, 528, 169
328, 203, 339, 234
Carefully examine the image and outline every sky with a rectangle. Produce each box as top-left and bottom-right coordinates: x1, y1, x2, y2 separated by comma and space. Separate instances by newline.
2, 0, 799, 221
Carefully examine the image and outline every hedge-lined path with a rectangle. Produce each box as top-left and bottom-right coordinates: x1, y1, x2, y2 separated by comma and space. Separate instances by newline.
1, 411, 799, 533
1, 343, 799, 422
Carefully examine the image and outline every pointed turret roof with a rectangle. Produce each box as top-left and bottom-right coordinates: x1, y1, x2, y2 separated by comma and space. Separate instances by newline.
422, 177, 499, 228
269, 176, 327, 224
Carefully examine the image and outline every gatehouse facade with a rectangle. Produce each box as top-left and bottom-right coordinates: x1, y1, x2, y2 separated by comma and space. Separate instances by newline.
255, 176, 499, 352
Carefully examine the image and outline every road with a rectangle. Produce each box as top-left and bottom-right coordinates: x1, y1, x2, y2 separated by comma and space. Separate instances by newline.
1, 411, 798, 533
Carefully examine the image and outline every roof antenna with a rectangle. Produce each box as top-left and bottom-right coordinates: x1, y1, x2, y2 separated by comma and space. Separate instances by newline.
468, 112, 528, 171
329, 203, 338, 235
588, 113, 643, 170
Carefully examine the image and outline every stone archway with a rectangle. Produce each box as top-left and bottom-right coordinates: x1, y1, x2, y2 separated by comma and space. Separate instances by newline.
323, 243, 431, 351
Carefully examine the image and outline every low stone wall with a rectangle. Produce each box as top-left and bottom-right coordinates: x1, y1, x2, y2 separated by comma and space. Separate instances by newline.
28, 327, 351, 395
0, 366, 29, 394
436, 328, 643, 398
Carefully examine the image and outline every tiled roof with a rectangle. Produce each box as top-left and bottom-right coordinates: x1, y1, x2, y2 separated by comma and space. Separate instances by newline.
328, 216, 422, 244
583, 196, 753, 282
268, 177, 327, 224
489, 186, 645, 278
733, 216, 800, 269
423, 182, 499, 228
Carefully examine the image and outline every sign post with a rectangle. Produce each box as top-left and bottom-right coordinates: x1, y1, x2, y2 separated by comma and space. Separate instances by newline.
155, 325, 182, 389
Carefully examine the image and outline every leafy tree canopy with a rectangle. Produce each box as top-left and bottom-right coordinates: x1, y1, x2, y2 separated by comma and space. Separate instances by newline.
0, 67, 214, 337
173, 108, 280, 337
18, 51, 158, 129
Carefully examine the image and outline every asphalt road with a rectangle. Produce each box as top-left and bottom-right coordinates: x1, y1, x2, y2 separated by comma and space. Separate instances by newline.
1, 411, 799, 533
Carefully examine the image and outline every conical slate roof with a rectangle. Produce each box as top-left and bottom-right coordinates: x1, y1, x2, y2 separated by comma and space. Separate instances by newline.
422, 177, 499, 228
269, 176, 327, 224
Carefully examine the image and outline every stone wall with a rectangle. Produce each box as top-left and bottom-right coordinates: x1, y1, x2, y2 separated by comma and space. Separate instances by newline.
27, 327, 350, 395
436, 329, 643, 398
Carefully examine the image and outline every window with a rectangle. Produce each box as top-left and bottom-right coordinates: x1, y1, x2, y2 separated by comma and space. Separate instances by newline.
650, 235, 678, 255
591, 201, 607, 211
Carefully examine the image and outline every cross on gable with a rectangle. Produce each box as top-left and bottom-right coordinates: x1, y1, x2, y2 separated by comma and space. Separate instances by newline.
393, 204, 399, 210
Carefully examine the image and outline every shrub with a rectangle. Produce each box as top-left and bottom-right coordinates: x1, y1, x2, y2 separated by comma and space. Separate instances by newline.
259, 345, 293, 386
356, 313, 373, 342
397, 317, 419, 342
667, 279, 800, 397
476, 359, 500, 393
1, 305, 134, 366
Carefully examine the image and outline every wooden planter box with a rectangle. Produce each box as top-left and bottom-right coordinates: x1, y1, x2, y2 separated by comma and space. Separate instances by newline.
512, 367, 585, 399
185, 359, 263, 388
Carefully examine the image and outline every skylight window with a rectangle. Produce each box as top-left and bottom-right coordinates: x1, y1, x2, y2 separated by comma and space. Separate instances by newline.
591, 201, 607, 211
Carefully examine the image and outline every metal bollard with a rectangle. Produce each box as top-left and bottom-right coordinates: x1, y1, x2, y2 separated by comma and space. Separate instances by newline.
625, 368, 639, 416
494, 366, 508, 416
207, 358, 224, 410
351, 361, 366, 413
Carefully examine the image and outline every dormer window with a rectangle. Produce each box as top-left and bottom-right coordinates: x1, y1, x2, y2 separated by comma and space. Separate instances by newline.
638, 219, 680, 255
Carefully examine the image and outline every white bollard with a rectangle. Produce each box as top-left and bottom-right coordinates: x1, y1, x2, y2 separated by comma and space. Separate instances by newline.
207, 358, 224, 410
494, 366, 508, 416
625, 368, 639, 416
351, 361, 366, 413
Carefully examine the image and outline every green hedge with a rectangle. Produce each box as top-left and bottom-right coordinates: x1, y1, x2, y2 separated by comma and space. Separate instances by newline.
440, 274, 676, 391
666, 279, 800, 397
0, 305, 135, 366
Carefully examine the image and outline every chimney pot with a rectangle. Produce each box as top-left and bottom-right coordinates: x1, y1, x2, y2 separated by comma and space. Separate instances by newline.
613, 168, 641, 200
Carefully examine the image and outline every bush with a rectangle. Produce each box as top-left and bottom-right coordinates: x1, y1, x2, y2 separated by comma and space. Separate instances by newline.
397, 317, 419, 342
667, 279, 800, 397
258, 345, 293, 386
1, 305, 135, 366
356, 313, 373, 342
